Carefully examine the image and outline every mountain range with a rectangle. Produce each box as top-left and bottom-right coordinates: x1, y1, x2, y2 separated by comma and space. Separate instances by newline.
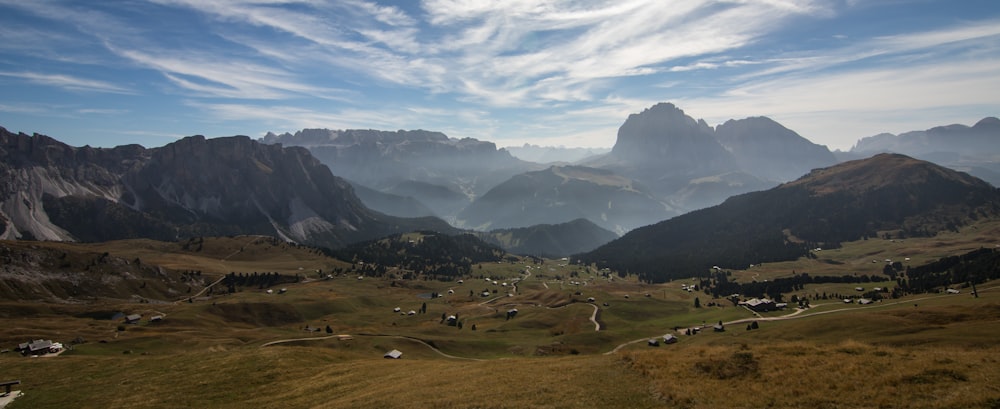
2, 102, 996, 259
582, 103, 838, 211
0, 129, 456, 248
264, 103, 844, 233
847, 117, 1000, 186
261, 128, 540, 222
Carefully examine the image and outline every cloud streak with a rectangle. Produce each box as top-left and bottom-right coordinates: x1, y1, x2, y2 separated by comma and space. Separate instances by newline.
0, 1, 997, 150
0, 71, 134, 94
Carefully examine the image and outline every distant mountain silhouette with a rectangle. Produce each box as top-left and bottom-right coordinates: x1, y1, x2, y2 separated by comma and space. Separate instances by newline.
715, 116, 837, 182
0, 127, 456, 247
261, 128, 541, 220
478, 218, 618, 258
349, 182, 437, 218
576, 153, 1000, 282
589, 103, 737, 191
505, 144, 610, 164
583, 103, 837, 214
263, 105, 843, 234
457, 165, 677, 235
850, 117, 1000, 186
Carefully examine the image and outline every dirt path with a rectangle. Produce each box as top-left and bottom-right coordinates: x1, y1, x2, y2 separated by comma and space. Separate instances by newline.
174, 236, 267, 303
179, 275, 226, 303
260, 333, 482, 361
259, 334, 353, 347
589, 304, 601, 331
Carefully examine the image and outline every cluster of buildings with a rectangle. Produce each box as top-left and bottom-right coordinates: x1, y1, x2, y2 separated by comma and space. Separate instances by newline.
15, 339, 62, 356
737, 298, 788, 312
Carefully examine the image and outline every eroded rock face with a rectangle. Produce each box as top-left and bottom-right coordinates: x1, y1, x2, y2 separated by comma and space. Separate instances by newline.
0, 127, 454, 247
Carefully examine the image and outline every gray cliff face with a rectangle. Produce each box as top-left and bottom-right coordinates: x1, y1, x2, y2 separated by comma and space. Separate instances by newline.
610, 103, 736, 178
0, 130, 147, 240
125, 135, 370, 242
0, 127, 452, 247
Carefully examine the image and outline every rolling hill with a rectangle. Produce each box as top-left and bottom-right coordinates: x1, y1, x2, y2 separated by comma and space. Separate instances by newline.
478, 218, 619, 258
576, 153, 1000, 282
457, 165, 676, 234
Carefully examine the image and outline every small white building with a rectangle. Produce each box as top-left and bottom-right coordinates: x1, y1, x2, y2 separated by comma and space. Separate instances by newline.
384, 349, 403, 359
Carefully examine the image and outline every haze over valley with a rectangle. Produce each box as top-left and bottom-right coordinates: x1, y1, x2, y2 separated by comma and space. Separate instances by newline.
2, 1, 1000, 408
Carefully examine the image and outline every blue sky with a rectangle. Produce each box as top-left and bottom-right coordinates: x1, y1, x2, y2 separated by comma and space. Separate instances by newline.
0, 0, 998, 151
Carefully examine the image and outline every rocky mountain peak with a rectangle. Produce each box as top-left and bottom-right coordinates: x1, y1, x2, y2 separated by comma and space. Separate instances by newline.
1, 127, 456, 246
610, 102, 731, 171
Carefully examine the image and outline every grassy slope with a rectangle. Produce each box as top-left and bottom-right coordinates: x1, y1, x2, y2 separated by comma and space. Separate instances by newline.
2, 226, 1000, 408
730, 218, 1000, 284
4, 289, 998, 408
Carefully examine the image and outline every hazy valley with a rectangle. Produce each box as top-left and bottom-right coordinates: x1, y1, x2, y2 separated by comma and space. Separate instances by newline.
2, 102, 1000, 408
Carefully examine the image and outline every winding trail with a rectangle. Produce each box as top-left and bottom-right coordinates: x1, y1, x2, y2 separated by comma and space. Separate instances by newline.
260, 333, 482, 361
260, 334, 352, 347
589, 304, 601, 331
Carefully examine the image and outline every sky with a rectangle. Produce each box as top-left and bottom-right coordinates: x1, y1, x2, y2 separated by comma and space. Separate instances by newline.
0, 0, 998, 151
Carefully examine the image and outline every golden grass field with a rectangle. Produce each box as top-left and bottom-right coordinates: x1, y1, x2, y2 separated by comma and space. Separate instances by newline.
2, 223, 1000, 408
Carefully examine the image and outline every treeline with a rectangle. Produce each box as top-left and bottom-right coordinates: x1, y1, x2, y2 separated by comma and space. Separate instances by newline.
221, 271, 300, 292
901, 247, 1000, 293
699, 271, 890, 302
694, 247, 1000, 302
326, 232, 505, 280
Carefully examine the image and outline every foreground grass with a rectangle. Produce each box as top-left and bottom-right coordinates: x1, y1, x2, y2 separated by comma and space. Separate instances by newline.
1, 347, 662, 409
621, 341, 1000, 409
4, 335, 999, 409
4, 232, 1000, 408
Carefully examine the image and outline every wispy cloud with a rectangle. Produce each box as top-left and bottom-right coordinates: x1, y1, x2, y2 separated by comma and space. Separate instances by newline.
188, 102, 426, 132
0, 71, 133, 94
667, 17, 1000, 148
1, 0, 997, 150
111, 47, 352, 101
134, 0, 830, 106
76, 108, 130, 115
